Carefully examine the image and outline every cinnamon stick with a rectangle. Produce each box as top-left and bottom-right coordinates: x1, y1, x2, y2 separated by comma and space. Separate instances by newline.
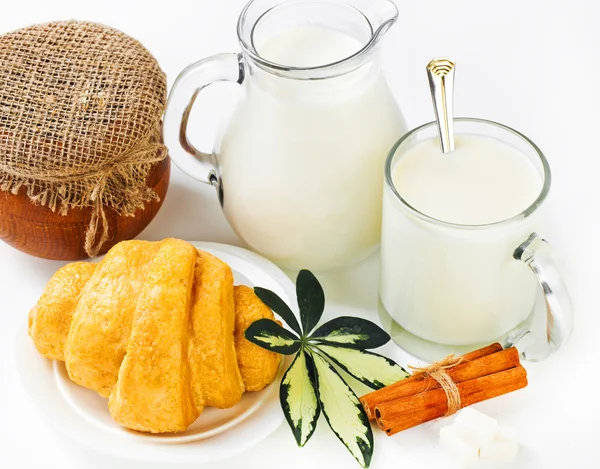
375, 365, 528, 436
361, 343, 505, 419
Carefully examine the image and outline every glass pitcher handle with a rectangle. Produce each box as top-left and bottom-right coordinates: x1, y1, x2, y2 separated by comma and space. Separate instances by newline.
163, 53, 244, 196
510, 233, 574, 361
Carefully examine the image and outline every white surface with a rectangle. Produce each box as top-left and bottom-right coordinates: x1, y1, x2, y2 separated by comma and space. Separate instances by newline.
0, 1, 598, 468
15, 242, 294, 462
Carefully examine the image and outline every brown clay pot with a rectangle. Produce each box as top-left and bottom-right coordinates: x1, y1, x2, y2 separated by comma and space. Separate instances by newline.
0, 157, 170, 260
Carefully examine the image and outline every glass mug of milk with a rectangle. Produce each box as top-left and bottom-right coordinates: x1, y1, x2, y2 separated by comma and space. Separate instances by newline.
164, 0, 407, 271
379, 118, 573, 362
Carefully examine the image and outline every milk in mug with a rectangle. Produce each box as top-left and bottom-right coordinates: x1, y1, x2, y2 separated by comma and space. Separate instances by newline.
380, 134, 544, 345
218, 27, 407, 271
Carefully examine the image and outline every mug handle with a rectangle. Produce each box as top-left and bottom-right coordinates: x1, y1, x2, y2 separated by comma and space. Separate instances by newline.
509, 233, 574, 361
163, 53, 245, 201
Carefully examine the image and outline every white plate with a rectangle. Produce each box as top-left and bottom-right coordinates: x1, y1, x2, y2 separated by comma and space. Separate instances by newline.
16, 241, 296, 463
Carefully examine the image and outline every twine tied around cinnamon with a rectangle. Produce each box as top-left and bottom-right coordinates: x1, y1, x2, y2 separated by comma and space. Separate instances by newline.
0, 21, 168, 257
409, 355, 465, 416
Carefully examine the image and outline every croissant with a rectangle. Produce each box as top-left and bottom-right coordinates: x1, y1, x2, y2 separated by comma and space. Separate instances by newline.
28, 238, 281, 433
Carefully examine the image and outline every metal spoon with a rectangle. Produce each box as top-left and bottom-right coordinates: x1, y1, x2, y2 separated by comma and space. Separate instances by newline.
427, 58, 456, 153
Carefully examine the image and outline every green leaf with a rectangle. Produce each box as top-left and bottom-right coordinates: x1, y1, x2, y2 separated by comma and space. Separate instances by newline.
254, 287, 302, 336
310, 316, 391, 350
280, 350, 320, 447
297, 270, 325, 335
245, 319, 301, 355
316, 344, 409, 390
310, 349, 373, 468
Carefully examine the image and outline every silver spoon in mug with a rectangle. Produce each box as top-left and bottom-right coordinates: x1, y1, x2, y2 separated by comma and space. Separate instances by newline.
427, 58, 456, 153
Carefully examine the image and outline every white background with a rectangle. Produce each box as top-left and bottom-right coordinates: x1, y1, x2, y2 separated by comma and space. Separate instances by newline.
1, 0, 599, 468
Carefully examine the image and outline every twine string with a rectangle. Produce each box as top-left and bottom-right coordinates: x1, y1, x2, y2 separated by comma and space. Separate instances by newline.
409, 355, 464, 416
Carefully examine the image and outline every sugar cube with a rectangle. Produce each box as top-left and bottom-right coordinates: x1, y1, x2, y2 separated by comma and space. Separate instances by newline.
439, 410, 520, 466
479, 439, 519, 461
439, 425, 479, 466
495, 425, 518, 442
479, 426, 519, 462
453, 407, 499, 448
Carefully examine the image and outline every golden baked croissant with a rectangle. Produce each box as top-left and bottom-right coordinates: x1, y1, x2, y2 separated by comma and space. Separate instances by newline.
234, 285, 283, 392
28, 238, 281, 433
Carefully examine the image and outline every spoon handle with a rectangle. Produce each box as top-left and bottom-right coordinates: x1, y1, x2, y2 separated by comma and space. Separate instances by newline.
427, 58, 456, 153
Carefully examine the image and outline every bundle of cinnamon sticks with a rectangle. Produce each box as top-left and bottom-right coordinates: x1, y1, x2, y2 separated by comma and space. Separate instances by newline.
360, 343, 527, 436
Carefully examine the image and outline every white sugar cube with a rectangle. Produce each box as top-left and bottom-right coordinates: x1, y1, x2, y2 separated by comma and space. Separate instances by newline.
453, 407, 499, 448
479, 439, 519, 461
495, 425, 518, 442
440, 410, 519, 466
440, 425, 479, 466
479, 426, 519, 462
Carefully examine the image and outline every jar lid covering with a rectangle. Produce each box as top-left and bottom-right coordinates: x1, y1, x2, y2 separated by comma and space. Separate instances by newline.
0, 21, 168, 256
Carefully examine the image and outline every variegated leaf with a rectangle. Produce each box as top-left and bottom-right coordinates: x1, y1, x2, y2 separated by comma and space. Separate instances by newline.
316, 344, 409, 390
310, 316, 390, 350
280, 350, 320, 447
254, 286, 302, 335
310, 349, 373, 468
297, 269, 325, 334
245, 318, 301, 355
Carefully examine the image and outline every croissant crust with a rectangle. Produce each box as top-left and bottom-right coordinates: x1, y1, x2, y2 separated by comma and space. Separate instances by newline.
29, 239, 281, 433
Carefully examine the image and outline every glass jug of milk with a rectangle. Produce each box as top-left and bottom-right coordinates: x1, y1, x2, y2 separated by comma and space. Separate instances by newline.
379, 118, 573, 362
164, 0, 407, 271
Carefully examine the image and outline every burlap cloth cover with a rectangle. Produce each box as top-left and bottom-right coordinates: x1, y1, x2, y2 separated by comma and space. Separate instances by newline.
0, 21, 167, 257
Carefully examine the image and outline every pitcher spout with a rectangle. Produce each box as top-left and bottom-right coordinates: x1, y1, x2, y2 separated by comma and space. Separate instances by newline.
369, 0, 399, 43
